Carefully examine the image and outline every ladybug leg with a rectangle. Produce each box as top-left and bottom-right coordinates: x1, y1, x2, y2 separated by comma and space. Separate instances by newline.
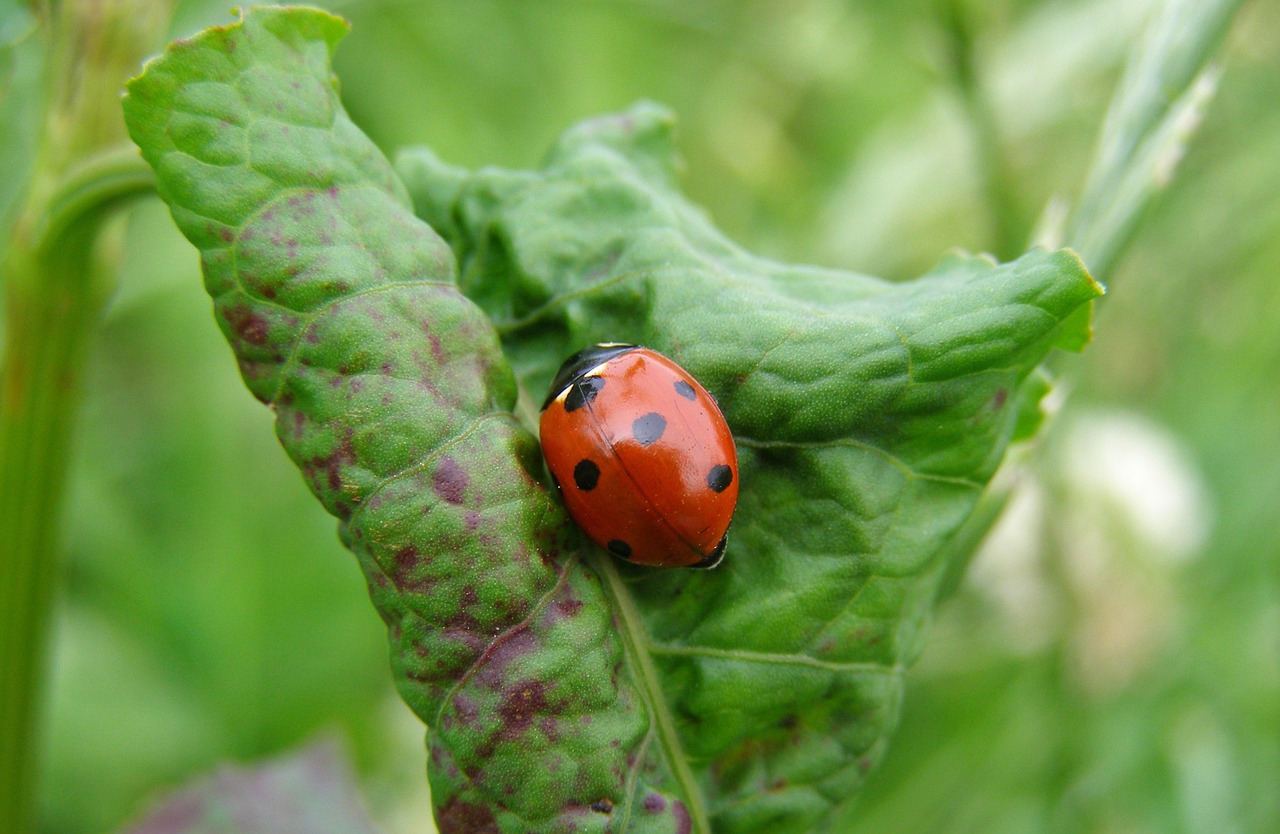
690, 535, 728, 570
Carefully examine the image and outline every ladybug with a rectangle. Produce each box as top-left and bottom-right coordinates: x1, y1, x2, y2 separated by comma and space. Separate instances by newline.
539, 344, 739, 569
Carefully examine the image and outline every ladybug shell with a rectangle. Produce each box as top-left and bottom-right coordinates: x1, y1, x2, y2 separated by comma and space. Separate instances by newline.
539, 344, 739, 568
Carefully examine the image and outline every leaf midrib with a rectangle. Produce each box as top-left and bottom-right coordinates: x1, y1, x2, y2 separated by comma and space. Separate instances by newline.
598, 557, 712, 834
647, 642, 902, 675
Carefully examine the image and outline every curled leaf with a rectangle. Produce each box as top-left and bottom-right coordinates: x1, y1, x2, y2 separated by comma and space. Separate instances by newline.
399, 103, 1101, 833
124, 9, 1101, 833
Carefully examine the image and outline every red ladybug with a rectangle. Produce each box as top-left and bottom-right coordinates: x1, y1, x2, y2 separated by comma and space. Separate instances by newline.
539, 344, 739, 568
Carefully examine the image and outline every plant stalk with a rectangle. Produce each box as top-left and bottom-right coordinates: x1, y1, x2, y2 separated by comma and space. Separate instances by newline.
0, 218, 124, 834
940, 0, 1024, 260
0, 3, 169, 832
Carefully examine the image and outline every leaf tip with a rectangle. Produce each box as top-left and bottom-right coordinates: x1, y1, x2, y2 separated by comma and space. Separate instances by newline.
1054, 245, 1107, 298
1044, 246, 1105, 353
122, 4, 355, 186
123, 4, 351, 90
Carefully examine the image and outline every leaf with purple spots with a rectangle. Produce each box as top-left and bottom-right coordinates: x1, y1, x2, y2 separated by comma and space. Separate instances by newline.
124, 8, 695, 834
123, 7, 1101, 834
398, 105, 1104, 832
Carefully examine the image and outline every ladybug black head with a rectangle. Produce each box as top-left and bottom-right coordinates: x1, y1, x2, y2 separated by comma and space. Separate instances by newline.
541, 343, 638, 410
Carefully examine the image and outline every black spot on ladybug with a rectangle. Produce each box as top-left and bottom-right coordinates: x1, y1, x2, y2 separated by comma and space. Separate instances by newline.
607, 539, 632, 559
707, 464, 733, 493
674, 379, 696, 400
632, 412, 667, 446
573, 459, 600, 491
591, 799, 614, 814
564, 376, 605, 413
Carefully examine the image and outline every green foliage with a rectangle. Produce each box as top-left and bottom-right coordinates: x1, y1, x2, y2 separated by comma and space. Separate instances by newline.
2, 1, 1270, 833
123, 8, 1098, 833
0, 5, 168, 833
1067, 0, 1247, 273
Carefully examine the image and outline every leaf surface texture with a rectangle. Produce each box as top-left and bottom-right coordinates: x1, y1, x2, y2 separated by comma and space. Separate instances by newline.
124, 9, 1101, 833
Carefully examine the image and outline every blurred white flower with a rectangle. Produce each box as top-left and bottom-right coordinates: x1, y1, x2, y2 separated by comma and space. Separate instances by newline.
1058, 410, 1213, 696
1060, 410, 1212, 565
969, 408, 1213, 696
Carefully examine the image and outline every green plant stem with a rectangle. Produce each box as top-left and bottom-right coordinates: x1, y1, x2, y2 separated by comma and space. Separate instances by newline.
0, 217, 126, 834
1066, 0, 1245, 276
940, 0, 1023, 260
0, 3, 169, 832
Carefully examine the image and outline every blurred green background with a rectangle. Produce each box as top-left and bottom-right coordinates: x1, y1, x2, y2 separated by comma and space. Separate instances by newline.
3, 0, 1277, 832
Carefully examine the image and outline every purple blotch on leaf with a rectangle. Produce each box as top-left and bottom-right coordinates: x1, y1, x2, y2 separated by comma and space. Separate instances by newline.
446, 587, 483, 632
497, 679, 556, 740
643, 793, 666, 813
435, 797, 498, 834
673, 800, 693, 834
392, 545, 435, 594
223, 303, 270, 346
554, 597, 584, 620
432, 456, 468, 504
304, 428, 355, 493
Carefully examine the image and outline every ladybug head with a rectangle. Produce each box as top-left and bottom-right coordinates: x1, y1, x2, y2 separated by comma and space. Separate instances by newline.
541, 343, 638, 410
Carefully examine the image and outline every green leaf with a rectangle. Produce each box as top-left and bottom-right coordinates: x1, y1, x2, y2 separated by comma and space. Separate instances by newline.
1066, 0, 1244, 274
397, 106, 1099, 833
118, 739, 380, 834
124, 9, 1101, 834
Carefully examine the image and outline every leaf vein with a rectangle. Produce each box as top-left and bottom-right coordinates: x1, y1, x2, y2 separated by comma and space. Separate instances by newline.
342, 410, 518, 535
599, 557, 713, 834
431, 555, 578, 733
646, 643, 902, 676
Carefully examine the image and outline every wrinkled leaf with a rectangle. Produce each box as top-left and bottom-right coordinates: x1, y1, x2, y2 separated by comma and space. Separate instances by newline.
396, 107, 1100, 833
119, 739, 380, 834
123, 8, 1101, 834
